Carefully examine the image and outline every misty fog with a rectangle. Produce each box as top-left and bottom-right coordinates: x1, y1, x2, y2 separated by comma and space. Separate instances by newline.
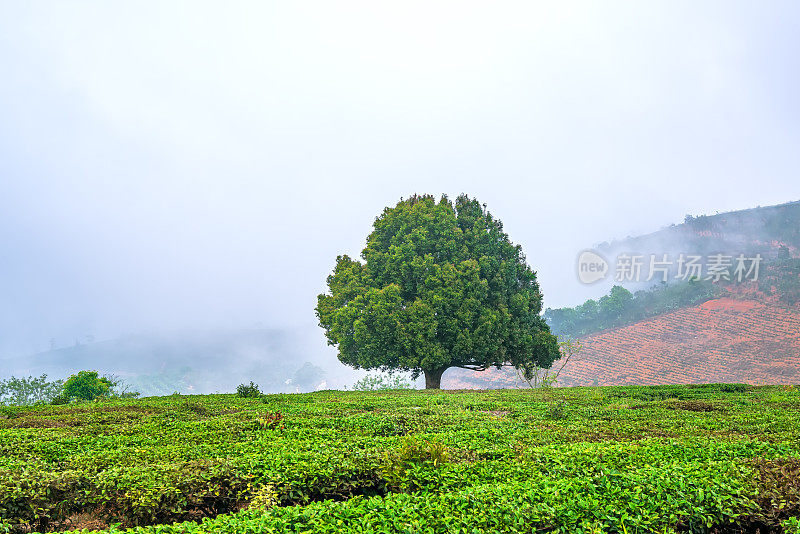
1, 2, 799, 391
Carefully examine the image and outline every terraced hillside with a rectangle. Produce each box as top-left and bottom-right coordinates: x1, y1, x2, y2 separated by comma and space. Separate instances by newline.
1, 386, 799, 533
446, 298, 800, 388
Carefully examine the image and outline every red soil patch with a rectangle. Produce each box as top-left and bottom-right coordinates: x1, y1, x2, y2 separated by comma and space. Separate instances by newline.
699, 298, 761, 312
445, 299, 800, 388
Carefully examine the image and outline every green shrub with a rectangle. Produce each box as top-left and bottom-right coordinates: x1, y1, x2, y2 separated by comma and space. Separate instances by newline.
546, 400, 567, 420
373, 416, 412, 437
62, 371, 112, 401
382, 437, 449, 492
719, 383, 749, 393
784, 517, 800, 534
751, 457, 800, 524
0, 384, 797, 533
236, 382, 262, 398
253, 412, 284, 431
248, 484, 279, 509
103, 374, 141, 399
49, 393, 69, 405
0, 407, 21, 419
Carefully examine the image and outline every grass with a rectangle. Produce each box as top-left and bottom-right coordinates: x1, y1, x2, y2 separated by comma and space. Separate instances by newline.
0, 384, 798, 533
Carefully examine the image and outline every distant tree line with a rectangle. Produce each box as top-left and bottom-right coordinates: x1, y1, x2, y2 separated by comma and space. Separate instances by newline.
758, 246, 800, 305
684, 201, 800, 249
0, 371, 139, 406
0, 375, 64, 406
544, 279, 719, 338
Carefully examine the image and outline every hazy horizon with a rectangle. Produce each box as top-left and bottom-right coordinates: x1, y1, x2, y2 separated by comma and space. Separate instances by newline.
2, 2, 799, 371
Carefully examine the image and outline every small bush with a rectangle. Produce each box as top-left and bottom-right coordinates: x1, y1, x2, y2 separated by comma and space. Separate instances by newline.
373, 416, 412, 437
382, 437, 449, 492
0, 407, 21, 419
50, 394, 69, 406
351, 373, 413, 391
103, 374, 141, 399
783, 517, 800, 534
248, 484, 279, 509
180, 402, 209, 416
546, 400, 567, 420
236, 382, 262, 398
668, 400, 717, 412
254, 412, 284, 430
62, 371, 112, 402
719, 383, 748, 393
751, 457, 800, 523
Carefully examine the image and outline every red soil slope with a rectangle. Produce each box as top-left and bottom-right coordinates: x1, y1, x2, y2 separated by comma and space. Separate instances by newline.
444, 298, 800, 388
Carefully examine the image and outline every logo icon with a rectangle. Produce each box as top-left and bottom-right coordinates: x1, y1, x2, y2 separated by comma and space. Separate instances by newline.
577, 250, 608, 284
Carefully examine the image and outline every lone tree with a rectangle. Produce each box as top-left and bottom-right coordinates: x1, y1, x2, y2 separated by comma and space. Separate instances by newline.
316, 194, 560, 389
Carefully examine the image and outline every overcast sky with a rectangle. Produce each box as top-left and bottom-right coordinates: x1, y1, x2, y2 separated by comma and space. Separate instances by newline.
1, 1, 799, 359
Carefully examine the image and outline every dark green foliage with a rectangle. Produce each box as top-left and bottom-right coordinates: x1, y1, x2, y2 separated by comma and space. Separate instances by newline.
179, 402, 209, 416
719, 383, 749, 393
371, 415, 414, 437
545, 279, 719, 337
750, 457, 800, 525
0, 407, 21, 419
61, 371, 112, 402
546, 400, 567, 420
609, 384, 693, 401
236, 382, 262, 398
48, 394, 69, 406
316, 194, 560, 388
757, 254, 800, 305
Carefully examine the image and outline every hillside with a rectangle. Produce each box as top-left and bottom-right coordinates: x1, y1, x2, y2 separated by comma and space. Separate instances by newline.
1, 329, 330, 396
565, 200, 800, 307
446, 297, 800, 388
457, 200, 800, 390
560, 297, 800, 386
1, 386, 798, 533
597, 199, 800, 261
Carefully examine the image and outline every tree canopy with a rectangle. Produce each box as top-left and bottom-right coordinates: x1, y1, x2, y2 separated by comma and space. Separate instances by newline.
62, 370, 113, 401
316, 194, 559, 388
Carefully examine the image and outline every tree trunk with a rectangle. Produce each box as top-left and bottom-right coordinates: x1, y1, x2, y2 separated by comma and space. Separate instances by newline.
423, 367, 446, 389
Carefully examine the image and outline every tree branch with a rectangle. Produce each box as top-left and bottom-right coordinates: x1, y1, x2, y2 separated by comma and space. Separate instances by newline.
456, 362, 515, 372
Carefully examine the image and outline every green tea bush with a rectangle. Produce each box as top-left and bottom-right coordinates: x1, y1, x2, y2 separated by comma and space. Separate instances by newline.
784, 517, 800, 534
0, 385, 797, 533
719, 383, 749, 393
247, 484, 279, 509
372, 415, 412, 437
254, 412, 284, 431
546, 400, 567, 420
0, 407, 20, 419
750, 457, 800, 524
382, 437, 449, 492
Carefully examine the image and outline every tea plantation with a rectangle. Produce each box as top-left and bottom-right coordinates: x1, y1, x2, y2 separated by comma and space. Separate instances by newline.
1, 385, 799, 533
